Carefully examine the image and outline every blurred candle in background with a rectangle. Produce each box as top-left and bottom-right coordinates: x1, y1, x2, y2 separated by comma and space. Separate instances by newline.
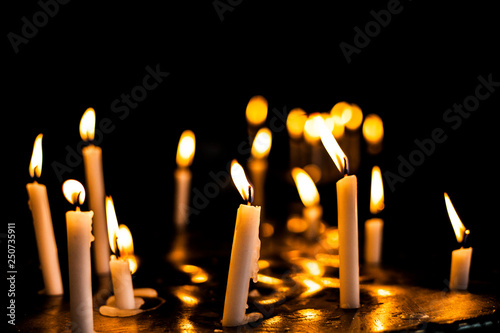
248, 127, 272, 211
342, 103, 363, 174
364, 166, 385, 265
286, 108, 307, 169
304, 113, 335, 182
292, 167, 323, 240
245, 95, 268, 143
362, 114, 384, 155
174, 130, 196, 229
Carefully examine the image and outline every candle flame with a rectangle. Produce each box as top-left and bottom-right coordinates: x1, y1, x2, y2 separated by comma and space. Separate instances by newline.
317, 117, 347, 174
345, 104, 363, 131
230, 160, 253, 203
29, 133, 43, 178
118, 225, 137, 274
62, 179, 86, 205
251, 127, 272, 159
362, 114, 384, 145
176, 130, 196, 168
180, 265, 209, 283
286, 108, 307, 139
79, 108, 96, 141
370, 166, 384, 214
304, 113, 333, 143
291, 168, 319, 207
246, 95, 268, 127
106, 196, 120, 254
444, 192, 467, 243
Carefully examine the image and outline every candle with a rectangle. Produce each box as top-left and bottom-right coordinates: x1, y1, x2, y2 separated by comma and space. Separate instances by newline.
245, 95, 268, 142
342, 103, 363, 174
80, 108, 110, 276
222, 160, 263, 327
364, 165, 385, 265
444, 193, 472, 291
174, 130, 196, 228
26, 134, 63, 296
106, 197, 136, 309
286, 108, 307, 169
248, 127, 272, 209
319, 118, 360, 309
291, 167, 323, 240
362, 114, 384, 155
62, 180, 94, 333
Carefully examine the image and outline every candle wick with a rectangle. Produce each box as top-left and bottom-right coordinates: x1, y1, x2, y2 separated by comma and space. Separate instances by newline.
247, 185, 252, 206
343, 157, 349, 176
461, 229, 470, 248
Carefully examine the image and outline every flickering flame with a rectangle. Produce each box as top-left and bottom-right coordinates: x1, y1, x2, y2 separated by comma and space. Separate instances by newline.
286, 108, 307, 139
79, 108, 96, 141
62, 180, 86, 205
345, 104, 363, 131
29, 134, 43, 178
246, 95, 268, 127
317, 117, 348, 174
291, 168, 319, 207
251, 127, 272, 159
230, 160, 253, 203
370, 166, 385, 214
176, 130, 196, 168
444, 192, 467, 243
106, 196, 120, 254
362, 114, 384, 145
117, 225, 134, 257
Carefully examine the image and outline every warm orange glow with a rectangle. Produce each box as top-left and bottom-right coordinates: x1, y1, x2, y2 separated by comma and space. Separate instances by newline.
317, 117, 347, 173
315, 253, 339, 267
79, 107, 96, 141
261, 222, 275, 237
176, 130, 196, 168
230, 160, 253, 202
117, 225, 134, 257
362, 114, 384, 145
304, 113, 323, 143
29, 133, 43, 178
180, 265, 209, 284
295, 276, 323, 298
125, 255, 138, 275
258, 260, 270, 270
173, 289, 199, 306
251, 127, 272, 159
444, 192, 467, 243
106, 196, 120, 254
370, 166, 385, 214
376, 288, 392, 297
257, 274, 282, 285
246, 95, 268, 127
294, 258, 324, 277
345, 104, 363, 130
291, 168, 319, 207
62, 179, 86, 205
286, 108, 307, 139
287, 216, 308, 233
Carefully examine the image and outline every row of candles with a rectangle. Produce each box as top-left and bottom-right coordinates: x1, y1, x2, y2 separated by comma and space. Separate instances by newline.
26, 98, 472, 330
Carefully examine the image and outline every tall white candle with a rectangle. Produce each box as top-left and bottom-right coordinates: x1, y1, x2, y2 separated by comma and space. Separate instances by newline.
80, 108, 110, 276
222, 160, 262, 327
63, 180, 94, 333
364, 165, 385, 265
174, 130, 196, 229
26, 134, 63, 296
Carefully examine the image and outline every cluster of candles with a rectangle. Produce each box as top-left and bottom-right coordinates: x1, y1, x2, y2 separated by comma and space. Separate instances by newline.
26, 98, 472, 329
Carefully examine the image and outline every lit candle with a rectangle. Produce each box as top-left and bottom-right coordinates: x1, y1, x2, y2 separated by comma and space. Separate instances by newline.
364, 166, 385, 265
26, 134, 63, 295
174, 130, 196, 229
341, 103, 363, 174
319, 118, 360, 309
248, 127, 272, 209
362, 114, 384, 155
106, 196, 136, 309
286, 108, 307, 169
245, 95, 268, 142
444, 193, 472, 291
63, 180, 94, 333
80, 108, 110, 276
291, 168, 323, 240
222, 160, 263, 327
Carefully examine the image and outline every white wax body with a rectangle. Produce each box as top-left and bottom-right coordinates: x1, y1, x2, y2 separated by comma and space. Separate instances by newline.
66, 210, 94, 333
26, 182, 63, 296
110, 257, 135, 309
364, 218, 384, 265
248, 158, 267, 208
222, 204, 261, 327
303, 205, 323, 240
174, 167, 192, 229
82, 144, 110, 275
449, 247, 472, 290
337, 175, 360, 309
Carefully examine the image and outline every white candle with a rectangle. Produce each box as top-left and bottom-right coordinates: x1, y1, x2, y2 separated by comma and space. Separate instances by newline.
26, 134, 63, 296
319, 118, 360, 309
222, 160, 262, 327
80, 108, 110, 276
364, 165, 385, 265
63, 180, 94, 333
444, 193, 472, 291
174, 130, 196, 229
248, 127, 272, 209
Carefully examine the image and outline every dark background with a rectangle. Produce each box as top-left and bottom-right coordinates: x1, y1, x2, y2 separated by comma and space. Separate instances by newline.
4, 0, 500, 314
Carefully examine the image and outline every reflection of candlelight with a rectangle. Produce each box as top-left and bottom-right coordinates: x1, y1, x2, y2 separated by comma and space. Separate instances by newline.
365, 166, 385, 265
292, 168, 323, 240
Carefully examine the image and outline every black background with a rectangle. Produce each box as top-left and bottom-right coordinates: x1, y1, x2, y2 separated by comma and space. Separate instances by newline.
4, 0, 500, 311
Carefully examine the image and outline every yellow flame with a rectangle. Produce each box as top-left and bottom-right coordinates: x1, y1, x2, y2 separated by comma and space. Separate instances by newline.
106, 196, 120, 254
230, 160, 253, 202
246, 95, 268, 127
345, 104, 363, 131
362, 114, 384, 145
251, 127, 272, 159
79, 108, 96, 141
29, 133, 43, 178
180, 265, 208, 284
291, 168, 319, 207
62, 180, 85, 205
125, 255, 138, 275
118, 225, 134, 257
370, 166, 385, 214
303, 113, 323, 143
317, 117, 347, 174
286, 108, 307, 139
176, 130, 196, 168
444, 192, 467, 243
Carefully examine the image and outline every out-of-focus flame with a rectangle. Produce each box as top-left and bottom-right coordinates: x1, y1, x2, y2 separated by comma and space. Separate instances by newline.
230, 160, 253, 203
362, 114, 384, 145
286, 108, 307, 139
106, 196, 120, 254
376, 288, 392, 297
251, 127, 272, 159
29, 133, 43, 178
345, 104, 363, 131
180, 265, 208, 284
287, 215, 308, 233
304, 113, 325, 143
317, 117, 348, 174
176, 130, 196, 168
370, 166, 384, 214
62, 180, 86, 205
444, 192, 467, 243
246, 95, 268, 127
79, 108, 96, 141
291, 168, 319, 208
